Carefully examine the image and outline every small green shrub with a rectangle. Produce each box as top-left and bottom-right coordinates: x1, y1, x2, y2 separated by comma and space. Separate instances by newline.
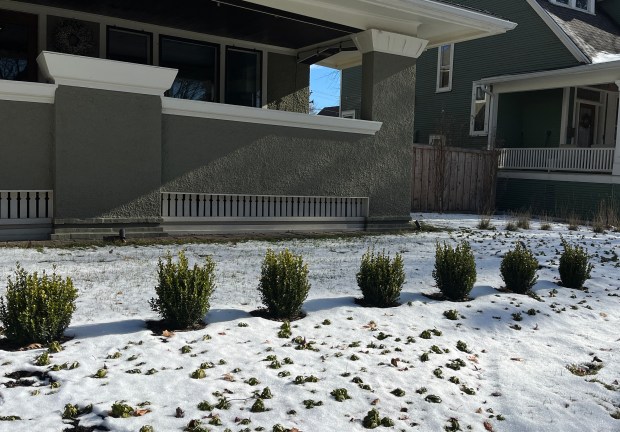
559, 239, 592, 289
356, 248, 405, 307
433, 241, 476, 301
258, 249, 310, 319
149, 251, 216, 329
0, 265, 77, 345
500, 243, 538, 294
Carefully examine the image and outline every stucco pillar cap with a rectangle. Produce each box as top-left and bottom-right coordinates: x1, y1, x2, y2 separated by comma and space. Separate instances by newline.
352, 29, 428, 59
37, 51, 178, 96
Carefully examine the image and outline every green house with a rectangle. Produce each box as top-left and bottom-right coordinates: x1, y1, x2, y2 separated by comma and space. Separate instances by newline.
343, 0, 620, 219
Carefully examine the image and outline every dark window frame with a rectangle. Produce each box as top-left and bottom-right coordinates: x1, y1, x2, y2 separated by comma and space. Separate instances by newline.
159, 34, 220, 102
106, 26, 153, 65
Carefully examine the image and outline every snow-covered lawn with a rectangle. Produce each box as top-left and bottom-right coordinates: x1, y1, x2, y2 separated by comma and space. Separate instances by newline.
0, 214, 619, 432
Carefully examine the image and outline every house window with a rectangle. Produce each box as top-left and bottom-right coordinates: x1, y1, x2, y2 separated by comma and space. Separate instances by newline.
436, 44, 453, 92
107, 27, 152, 65
550, 0, 594, 13
160, 36, 219, 102
0, 9, 38, 82
225, 47, 262, 108
470, 84, 490, 136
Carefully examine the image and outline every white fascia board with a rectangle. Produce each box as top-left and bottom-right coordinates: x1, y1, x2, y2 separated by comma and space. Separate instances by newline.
525, 0, 590, 64
247, 0, 516, 44
0, 80, 57, 104
162, 97, 383, 135
37, 51, 178, 96
478, 60, 620, 93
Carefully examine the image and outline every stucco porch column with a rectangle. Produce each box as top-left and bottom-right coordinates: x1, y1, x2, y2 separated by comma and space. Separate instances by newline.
352, 29, 428, 225
614, 81, 620, 176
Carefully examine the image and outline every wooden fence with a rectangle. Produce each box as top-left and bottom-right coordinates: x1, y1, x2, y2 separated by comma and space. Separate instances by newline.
411, 144, 498, 213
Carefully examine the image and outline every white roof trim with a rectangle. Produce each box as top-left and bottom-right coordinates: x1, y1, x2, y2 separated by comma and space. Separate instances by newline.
478, 60, 620, 93
525, 0, 590, 64
162, 97, 383, 135
0, 80, 57, 104
245, 0, 516, 47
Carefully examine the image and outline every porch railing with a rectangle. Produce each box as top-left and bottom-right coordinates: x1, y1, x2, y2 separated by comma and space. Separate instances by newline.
161, 193, 369, 220
0, 191, 53, 221
498, 148, 615, 173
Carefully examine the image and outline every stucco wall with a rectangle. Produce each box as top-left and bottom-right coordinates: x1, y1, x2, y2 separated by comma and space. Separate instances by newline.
162, 52, 416, 221
54, 86, 162, 219
0, 100, 53, 189
161, 116, 408, 218
266, 53, 310, 113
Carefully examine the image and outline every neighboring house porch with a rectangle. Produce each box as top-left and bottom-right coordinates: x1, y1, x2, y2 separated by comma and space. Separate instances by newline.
479, 61, 620, 216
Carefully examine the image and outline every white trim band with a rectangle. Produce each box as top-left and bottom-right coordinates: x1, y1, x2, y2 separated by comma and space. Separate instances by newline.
162, 97, 383, 135
0, 80, 57, 104
352, 29, 428, 58
37, 51, 178, 96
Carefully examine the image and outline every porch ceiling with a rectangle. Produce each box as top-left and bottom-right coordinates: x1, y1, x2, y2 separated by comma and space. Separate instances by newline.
13, 0, 361, 49
479, 60, 620, 93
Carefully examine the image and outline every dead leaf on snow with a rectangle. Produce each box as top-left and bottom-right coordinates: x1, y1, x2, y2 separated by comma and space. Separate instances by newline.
134, 409, 151, 416
162, 330, 175, 338
19, 343, 42, 351
391, 358, 400, 367
475, 408, 483, 414
484, 421, 494, 431
510, 358, 523, 362
222, 373, 235, 382
371, 399, 380, 405
363, 321, 377, 330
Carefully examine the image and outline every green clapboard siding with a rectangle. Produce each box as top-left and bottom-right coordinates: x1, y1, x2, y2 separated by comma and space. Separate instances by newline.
341, 66, 362, 118
415, 0, 581, 149
496, 89, 564, 148
600, 0, 620, 24
496, 178, 620, 220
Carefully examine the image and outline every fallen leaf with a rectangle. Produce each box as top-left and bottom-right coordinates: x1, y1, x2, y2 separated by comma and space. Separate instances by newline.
510, 358, 523, 362
218, 332, 226, 336
484, 421, 494, 431
222, 373, 235, 382
363, 321, 377, 330
20, 343, 42, 351
371, 399, 380, 405
162, 330, 175, 338
468, 355, 479, 364
134, 409, 151, 417
475, 408, 483, 414
391, 358, 400, 367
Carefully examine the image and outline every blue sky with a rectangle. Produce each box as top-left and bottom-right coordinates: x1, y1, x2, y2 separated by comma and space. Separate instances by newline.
309, 65, 341, 110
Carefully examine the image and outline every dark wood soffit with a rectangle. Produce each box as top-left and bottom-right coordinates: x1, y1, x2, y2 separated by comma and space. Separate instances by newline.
14, 0, 362, 49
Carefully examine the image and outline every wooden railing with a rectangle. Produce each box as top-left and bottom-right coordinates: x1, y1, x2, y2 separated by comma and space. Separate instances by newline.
498, 148, 615, 173
0, 191, 53, 220
161, 193, 369, 220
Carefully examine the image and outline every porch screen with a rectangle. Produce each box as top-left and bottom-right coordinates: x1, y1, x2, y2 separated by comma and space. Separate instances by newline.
160, 36, 219, 102
225, 47, 262, 108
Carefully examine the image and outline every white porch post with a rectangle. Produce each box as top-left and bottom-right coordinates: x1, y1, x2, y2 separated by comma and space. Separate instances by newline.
487, 89, 499, 150
614, 81, 620, 176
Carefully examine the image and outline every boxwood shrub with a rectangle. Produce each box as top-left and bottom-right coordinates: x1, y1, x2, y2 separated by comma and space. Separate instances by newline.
433, 241, 476, 301
0, 265, 77, 345
559, 239, 592, 289
500, 242, 538, 294
356, 248, 404, 307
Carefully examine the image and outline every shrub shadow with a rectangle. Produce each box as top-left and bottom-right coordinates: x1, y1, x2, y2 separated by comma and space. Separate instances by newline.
68, 320, 147, 339
206, 308, 251, 324
303, 296, 357, 313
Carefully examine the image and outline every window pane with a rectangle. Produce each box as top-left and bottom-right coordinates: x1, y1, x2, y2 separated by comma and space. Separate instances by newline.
576, 0, 588, 9
440, 45, 451, 67
0, 10, 37, 81
474, 102, 486, 132
440, 71, 450, 88
161, 37, 219, 102
556, 0, 569, 4
107, 28, 151, 64
225, 47, 261, 108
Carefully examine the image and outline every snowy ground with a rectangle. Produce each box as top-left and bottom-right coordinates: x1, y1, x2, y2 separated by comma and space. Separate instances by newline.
0, 214, 619, 432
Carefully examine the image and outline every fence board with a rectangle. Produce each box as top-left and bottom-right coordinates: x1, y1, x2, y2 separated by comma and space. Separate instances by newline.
411, 144, 498, 213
